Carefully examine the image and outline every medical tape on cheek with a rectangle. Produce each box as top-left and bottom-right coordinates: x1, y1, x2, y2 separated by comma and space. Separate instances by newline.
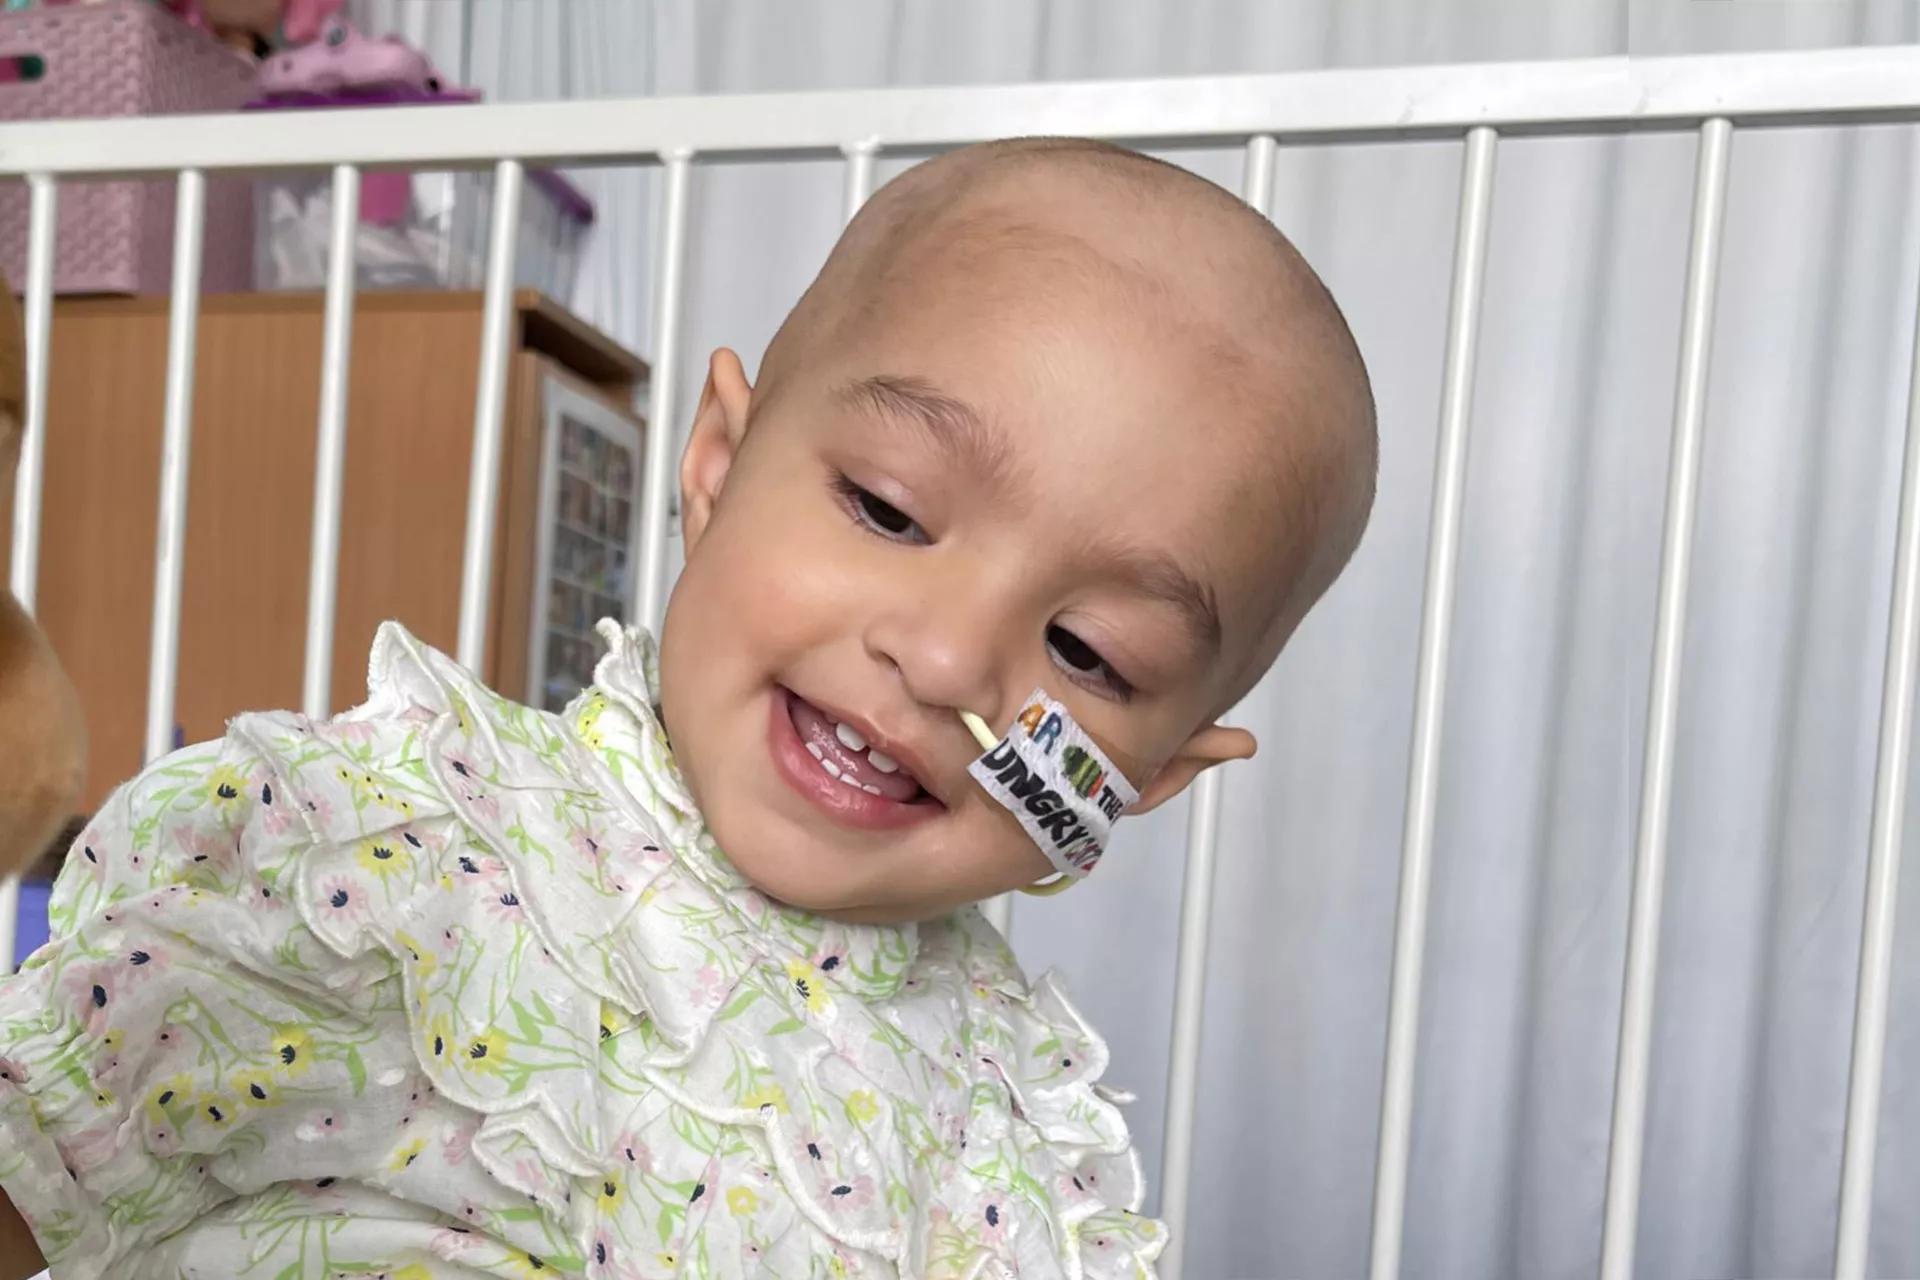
960, 690, 1138, 879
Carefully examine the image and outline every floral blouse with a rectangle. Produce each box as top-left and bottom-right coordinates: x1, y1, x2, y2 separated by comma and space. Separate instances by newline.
0, 620, 1166, 1279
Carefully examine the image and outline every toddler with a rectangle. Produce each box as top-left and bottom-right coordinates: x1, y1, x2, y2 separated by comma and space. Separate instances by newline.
0, 137, 1375, 1279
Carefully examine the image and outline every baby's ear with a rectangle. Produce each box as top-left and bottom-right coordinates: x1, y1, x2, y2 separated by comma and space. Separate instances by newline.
1129, 724, 1256, 815
679, 348, 754, 550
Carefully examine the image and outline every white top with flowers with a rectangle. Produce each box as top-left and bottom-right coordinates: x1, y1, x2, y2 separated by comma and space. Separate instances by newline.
0, 619, 1166, 1279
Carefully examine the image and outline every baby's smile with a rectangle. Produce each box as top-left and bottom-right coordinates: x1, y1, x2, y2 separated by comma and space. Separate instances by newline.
768, 684, 944, 829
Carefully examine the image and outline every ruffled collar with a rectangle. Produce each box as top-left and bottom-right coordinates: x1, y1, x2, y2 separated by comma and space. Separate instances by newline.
577, 619, 921, 1001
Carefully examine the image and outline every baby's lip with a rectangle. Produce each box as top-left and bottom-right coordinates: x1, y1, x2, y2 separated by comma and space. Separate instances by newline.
786, 690, 949, 808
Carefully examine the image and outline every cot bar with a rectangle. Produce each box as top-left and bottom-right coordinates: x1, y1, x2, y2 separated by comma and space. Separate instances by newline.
1160, 765, 1226, 1277
4, 47, 1920, 177
301, 165, 360, 719
1155, 132, 1277, 1280
1367, 125, 1498, 1280
1832, 179, 1920, 1280
454, 159, 523, 672
842, 141, 877, 223
633, 149, 692, 630
9, 174, 55, 610
1599, 116, 1733, 1280
143, 169, 206, 764
0, 173, 57, 971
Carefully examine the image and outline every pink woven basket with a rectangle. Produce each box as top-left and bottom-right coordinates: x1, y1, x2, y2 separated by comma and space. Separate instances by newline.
0, 1, 256, 295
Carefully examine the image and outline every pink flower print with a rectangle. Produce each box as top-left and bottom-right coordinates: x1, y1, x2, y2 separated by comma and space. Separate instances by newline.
569, 825, 606, 862
258, 800, 297, 836
303, 792, 335, 829
0, 1056, 29, 1088
333, 720, 377, 745
294, 1108, 349, 1141
822, 1173, 875, 1211
440, 1120, 476, 1167
75, 840, 105, 881
317, 876, 367, 920
118, 943, 164, 989
59, 1117, 124, 1168
614, 1132, 653, 1175
690, 965, 727, 1010
177, 826, 233, 873
974, 1195, 1009, 1246
1058, 1169, 1095, 1204
63, 965, 113, 1035
146, 1123, 180, 1158
487, 888, 526, 923
589, 1232, 616, 1274
466, 792, 502, 824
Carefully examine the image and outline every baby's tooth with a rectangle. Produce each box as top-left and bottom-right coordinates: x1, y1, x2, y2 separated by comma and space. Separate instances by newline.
867, 749, 899, 774
805, 741, 825, 761
822, 758, 842, 779
862, 784, 883, 796
834, 721, 867, 752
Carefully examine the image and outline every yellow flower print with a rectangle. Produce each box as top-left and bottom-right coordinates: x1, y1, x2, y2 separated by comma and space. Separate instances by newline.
506, 1250, 553, 1277
425, 1013, 454, 1062
269, 1025, 312, 1077
741, 1083, 789, 1114
464, 1027, 509, 1075
88, 1084, 115, 1109
786, 959, 830, 1015
597, 1002, 624, 1044
393, 930, 436, 979
845, 1090, 880, 1126
230, 1068, 279, 1108
198, 1092, 235, 1127
596, 1173, 623, 1212
393, 1268, 433, 1280
145, 1073, 192, 1120
100, 1029, 124, 1053
355, 837, 410, 879
575, 693, 608, 749
334, 766, 382, 804
387, 1135, 427, 1172
727, 1186, 758, 1217
206, 763, 248, 809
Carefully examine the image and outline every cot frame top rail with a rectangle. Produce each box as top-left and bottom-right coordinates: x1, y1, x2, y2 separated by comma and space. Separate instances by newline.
2, 44, 1919, 177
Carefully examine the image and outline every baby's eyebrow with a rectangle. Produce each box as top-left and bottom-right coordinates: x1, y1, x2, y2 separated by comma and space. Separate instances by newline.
1099, 543, 1224, 656
837, 375, 1015, 489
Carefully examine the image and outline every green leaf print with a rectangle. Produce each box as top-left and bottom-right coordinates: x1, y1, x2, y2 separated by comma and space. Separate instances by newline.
511, 999, 544, 1044
344, 1045, 366, 1096
716, 989, 759, 1021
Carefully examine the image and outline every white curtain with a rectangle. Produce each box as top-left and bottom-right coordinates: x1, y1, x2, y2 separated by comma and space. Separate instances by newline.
344, 3, 1920, 1276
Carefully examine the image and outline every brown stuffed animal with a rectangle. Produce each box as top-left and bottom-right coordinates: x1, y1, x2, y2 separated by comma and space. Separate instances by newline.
0, 280, 84, 882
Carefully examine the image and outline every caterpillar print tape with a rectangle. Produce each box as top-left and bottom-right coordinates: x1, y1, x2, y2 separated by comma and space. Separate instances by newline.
966, 689, 1138, 879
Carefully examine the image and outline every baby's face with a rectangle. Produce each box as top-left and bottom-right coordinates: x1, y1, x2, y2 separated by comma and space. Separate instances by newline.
659, 238, 1291, 922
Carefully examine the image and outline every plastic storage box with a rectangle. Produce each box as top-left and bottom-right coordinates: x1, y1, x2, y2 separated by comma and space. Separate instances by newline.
248, 90, 593, 298
0, 1, 256, 295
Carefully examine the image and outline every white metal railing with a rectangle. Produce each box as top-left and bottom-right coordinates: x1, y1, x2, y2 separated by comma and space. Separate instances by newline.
4, 45, 1920, 1278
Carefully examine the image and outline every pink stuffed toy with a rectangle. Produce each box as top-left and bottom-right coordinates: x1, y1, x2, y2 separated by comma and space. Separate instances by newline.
256, 11, 443, 96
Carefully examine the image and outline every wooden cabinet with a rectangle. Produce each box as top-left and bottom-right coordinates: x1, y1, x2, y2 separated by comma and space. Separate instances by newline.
3, 289, 648, 816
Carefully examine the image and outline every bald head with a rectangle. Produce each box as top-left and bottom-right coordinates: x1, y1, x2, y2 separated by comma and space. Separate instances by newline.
756, 138, 1376, 702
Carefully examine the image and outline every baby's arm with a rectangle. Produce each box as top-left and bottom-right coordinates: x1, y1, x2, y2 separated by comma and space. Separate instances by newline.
0, 1189, 43, 1279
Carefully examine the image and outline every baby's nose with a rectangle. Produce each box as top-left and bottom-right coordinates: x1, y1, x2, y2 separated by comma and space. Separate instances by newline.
864, 594, 1008, 721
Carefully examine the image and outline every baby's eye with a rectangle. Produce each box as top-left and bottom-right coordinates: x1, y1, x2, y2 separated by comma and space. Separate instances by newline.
1047, 625, 1134, 702
834, 474, 928, 545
